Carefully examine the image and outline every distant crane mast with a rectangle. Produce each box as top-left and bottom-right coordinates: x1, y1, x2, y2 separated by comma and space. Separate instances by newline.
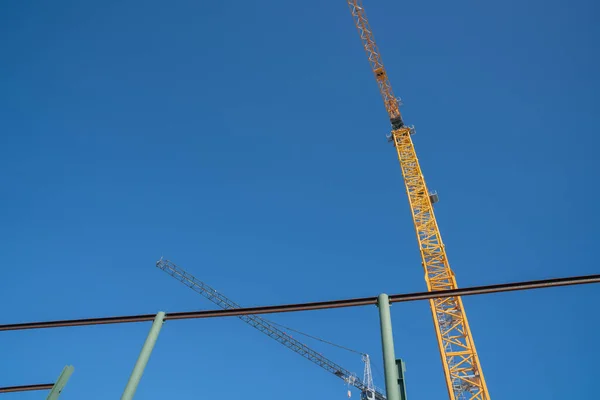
345, 2, 490, 399
362, 354, 375, 400
156, 258, 385, 400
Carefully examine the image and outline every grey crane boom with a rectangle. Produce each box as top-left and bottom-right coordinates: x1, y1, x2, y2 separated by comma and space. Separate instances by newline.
156, 258, 385, 400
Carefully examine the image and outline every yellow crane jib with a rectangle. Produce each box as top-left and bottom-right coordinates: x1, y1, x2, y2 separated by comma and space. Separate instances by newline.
345, 1, 491, 399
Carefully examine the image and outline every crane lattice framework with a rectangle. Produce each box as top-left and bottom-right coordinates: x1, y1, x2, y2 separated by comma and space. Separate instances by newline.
157, 259, 384, 400
345, 2, 490, 400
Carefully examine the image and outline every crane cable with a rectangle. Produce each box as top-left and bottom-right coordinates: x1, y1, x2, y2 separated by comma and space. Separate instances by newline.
262, 317, 388, 389
263, 318, 365, 356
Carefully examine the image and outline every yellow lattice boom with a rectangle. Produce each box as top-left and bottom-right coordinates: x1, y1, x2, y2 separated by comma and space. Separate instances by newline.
345, 2, 490, 400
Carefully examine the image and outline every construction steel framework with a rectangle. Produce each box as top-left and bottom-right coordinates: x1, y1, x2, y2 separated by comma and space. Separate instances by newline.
3, 273, 598, 332
346, 2, 489, 399
0, 384, 54, 394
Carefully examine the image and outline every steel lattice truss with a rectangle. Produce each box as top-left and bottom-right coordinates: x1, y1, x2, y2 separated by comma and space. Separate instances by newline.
346, 1, 490, 399
157, 259, 386, 400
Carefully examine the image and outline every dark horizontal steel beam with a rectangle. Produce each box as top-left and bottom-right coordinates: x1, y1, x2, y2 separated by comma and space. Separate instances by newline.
0, 383, 54, 393
1, 273, 598, 332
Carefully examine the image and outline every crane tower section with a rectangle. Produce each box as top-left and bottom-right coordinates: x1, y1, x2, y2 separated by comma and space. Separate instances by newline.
345, 2, 490, 400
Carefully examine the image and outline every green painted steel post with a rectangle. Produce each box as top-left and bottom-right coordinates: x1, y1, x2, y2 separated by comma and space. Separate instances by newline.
395, 359, 408, 400
46, 365, 74, 400
377, 294, 401, 400
121, 311, 165, 400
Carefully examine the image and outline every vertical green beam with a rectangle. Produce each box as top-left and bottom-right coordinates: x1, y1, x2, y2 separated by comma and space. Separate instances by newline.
121, 311, 165, 400
377, 294, 401, 400
46, 365, 74, 400
395, 359, 407, 400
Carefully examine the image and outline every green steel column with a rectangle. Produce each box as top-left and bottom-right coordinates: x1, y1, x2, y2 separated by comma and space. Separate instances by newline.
121, 311, 165, 400
395, 359, 408, 400
46, 365, 74, 400
377, 294, 401, 400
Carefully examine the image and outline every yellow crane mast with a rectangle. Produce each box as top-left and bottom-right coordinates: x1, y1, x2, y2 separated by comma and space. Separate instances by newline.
345, 2, 490, 400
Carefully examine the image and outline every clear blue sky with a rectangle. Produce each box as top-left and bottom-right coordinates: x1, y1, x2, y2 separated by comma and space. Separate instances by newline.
1, 0, 598, 398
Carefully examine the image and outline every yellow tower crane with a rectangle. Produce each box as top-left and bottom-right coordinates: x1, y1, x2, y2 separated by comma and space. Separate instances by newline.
345, 2, 490, 400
